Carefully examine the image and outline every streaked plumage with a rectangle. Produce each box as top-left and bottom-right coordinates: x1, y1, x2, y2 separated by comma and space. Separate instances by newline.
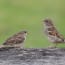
43, 18, 65, 48
3, 31, 27, 48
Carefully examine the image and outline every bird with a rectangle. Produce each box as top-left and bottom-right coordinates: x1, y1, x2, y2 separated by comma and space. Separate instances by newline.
43, 18, 65, 48
1, 31, 27, 48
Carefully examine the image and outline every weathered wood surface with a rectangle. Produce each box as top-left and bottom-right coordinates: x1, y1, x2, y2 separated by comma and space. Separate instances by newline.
0, 47, 65, 65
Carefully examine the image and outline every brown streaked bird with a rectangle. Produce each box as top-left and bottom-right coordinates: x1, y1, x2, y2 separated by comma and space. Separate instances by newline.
2, 31, 27, 48
43, 18, 65, 48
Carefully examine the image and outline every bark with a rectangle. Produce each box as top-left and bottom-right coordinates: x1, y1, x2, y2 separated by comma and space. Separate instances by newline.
0, 47, 65, 65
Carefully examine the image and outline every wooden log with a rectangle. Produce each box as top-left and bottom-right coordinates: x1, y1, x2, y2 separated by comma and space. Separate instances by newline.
0, 47, 65, 65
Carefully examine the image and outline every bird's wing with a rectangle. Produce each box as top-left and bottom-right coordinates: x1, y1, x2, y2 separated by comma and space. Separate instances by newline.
3, 33, 25, 45
47, 26, 64, 39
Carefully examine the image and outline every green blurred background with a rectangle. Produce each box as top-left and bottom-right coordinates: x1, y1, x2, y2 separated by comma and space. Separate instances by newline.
0, 0, 65, 48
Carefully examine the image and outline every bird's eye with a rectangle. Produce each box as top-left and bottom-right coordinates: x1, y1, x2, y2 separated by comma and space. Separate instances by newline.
24, 31, 27, 33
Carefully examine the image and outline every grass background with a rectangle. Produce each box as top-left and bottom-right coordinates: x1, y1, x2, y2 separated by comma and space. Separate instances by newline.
0, 0, 65, 48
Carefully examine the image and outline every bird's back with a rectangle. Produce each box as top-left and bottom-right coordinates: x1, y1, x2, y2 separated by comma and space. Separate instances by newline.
3, 32, 25, 45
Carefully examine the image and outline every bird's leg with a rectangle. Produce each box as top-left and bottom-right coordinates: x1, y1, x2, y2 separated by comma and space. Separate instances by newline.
54, 43, 58, 48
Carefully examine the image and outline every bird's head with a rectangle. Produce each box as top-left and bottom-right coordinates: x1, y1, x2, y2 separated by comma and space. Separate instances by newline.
43, 18, 53, 26
22, 31, 27, 34
18, 30, 28, 35
20, 30, 28, 37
